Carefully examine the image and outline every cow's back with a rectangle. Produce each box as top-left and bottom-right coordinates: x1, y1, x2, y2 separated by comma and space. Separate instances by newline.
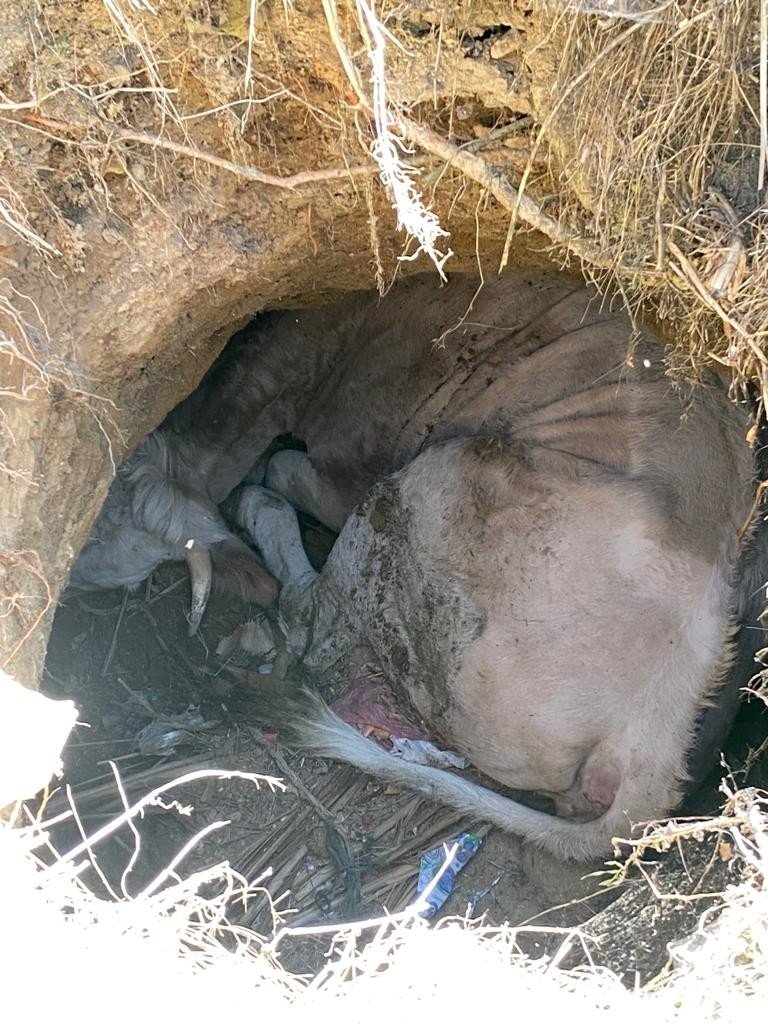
268, 274, 750, 557
163, 271, 750, 557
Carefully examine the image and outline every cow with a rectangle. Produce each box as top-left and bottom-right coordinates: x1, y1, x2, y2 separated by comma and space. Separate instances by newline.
69, 272, 767, 860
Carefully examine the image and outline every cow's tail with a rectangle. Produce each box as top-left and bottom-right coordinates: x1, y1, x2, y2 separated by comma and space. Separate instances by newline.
260, 686, 634, 862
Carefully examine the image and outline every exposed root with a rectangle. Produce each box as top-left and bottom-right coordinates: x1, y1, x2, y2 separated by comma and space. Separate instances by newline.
398, 117, 629, 272
100, 0, 181, 130
324, 0, 452, 276
0, 550, 52, 670
18, 112, 390, 190
0, 185, 58, 256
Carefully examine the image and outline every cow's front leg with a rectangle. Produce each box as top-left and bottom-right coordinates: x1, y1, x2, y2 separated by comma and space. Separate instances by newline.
233, 484, 355, 672
231, 486, 315, 648
265, 449, 349, 533
235, 485, 317, 590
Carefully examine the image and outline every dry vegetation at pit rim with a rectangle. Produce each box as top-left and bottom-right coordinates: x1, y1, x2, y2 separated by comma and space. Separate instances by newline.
1, 0, 767, 684
3, 761, 768, 1019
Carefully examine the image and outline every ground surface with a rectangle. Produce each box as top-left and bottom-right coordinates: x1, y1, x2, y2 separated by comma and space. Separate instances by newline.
43, 553, 562, 949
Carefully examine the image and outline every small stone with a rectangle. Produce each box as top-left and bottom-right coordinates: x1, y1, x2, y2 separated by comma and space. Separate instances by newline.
101, 227, 121, 245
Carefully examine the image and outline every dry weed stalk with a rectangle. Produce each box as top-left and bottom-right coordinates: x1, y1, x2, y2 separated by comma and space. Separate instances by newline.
3, 768, 768, 1014
101, 0, 182, 129
0, 188, 58, 256
0, 549, 52, 669
608, 779, 767, 892
541, 2, 767, 388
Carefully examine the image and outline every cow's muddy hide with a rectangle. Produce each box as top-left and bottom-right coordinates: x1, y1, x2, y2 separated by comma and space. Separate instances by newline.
42, 271, 768, 973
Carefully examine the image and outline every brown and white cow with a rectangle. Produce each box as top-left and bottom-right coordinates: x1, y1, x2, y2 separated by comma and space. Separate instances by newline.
70, 272, 766, 860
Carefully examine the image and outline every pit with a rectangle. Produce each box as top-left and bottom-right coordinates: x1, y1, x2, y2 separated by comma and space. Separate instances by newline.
38, 268, 768, 977
2, 0, 768, 990
41, 278, 604, 959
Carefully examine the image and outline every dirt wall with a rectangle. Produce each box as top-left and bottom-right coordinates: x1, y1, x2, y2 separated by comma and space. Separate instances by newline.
0, 1, 762, 685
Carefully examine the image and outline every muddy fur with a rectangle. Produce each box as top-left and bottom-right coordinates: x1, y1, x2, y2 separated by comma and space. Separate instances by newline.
240, 418, 757, 859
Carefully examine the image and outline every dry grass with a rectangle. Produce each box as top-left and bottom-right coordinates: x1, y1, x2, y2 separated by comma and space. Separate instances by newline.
302, 0, 768, 409
38, 734, 474, 933
2, 768, 767, 1018
532, 1, 768, 397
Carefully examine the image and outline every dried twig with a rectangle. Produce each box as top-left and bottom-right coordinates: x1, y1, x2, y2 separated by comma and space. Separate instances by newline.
760, 0, 768, 192
17, 112, 383, 190
250, 726, 351, 837
101, 589, 129, 676
398, 117, 636, 273
500, 15, 651, 272
0, 549, 52, 669
666, 240, 768, 356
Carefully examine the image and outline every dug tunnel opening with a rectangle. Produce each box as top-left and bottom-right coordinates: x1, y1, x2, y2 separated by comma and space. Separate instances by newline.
35, 268, 768, 970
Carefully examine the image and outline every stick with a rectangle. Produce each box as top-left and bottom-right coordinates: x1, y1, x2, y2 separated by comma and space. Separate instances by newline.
398, 117, 640, 274
18, 112, 381, 191
101, 588, 129, 676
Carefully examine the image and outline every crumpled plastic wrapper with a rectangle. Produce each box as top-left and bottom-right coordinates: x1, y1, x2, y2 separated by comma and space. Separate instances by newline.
134, 708, 218, 757
416, 832, 484, 917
